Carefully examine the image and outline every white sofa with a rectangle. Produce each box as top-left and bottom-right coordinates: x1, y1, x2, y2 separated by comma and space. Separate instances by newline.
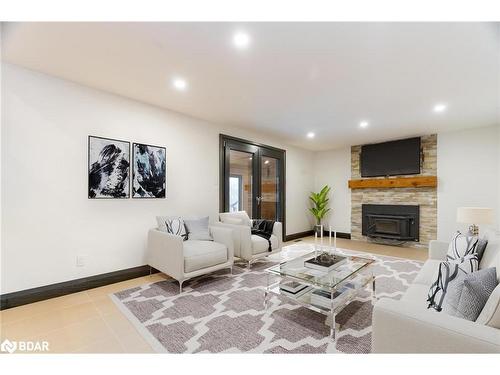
147, 226, 234, 292
212, 211, 282, 267
372, 236, 500, 353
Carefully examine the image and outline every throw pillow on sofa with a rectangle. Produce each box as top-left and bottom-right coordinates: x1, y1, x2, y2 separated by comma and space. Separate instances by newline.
442, 267, 498, 321
157, 216, 188, 241
220, 211, 251, 227
475, 238, 489, 263
427, 254, 479, 311
184, 216, 213, 241
446, 231, 479, 261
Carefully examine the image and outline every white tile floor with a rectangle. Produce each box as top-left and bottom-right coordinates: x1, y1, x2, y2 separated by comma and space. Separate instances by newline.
0, 237, 426, 353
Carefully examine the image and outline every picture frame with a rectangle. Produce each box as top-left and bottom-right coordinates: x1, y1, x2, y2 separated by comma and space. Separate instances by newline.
132, 142, 166, 199
88, 135, 130, 199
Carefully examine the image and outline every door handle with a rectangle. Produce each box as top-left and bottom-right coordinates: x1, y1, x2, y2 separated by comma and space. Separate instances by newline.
256, 196, 262, 205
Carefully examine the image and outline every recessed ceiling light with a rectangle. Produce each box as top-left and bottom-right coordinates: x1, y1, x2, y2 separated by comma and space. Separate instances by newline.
264, 160, 269, 165
433, 103, 447, 113
359, 121, 369, 128
172, 77, 187, 91
233, 31, 251, 49
307, 132, 315, 139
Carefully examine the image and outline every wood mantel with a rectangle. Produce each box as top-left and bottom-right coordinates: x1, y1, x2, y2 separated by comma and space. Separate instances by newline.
348, 176, 437, 189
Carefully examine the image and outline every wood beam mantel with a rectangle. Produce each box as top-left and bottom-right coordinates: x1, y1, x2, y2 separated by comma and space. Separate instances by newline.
348, 176, 437, 189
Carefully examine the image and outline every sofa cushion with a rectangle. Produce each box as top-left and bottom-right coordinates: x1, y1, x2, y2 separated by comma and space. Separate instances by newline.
413, 260, 442, 286
476, 283, 500, 328
479, 242, 500, 281
446, 231, 479, 261
183, 240, 227, 273
476, 238, 488, 263
157, 216, 188, 241
220, 211, 251, 227
442, 267, 498, 321
251, 234, 278, 255
184, 216, 212, 241
427, 254, 479, 311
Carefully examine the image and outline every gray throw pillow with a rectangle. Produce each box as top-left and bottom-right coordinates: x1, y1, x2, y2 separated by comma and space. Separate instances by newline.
476, 239, 488, 262
442, 267, 498, 321
427, 254, 479, 311
184, 216, 212, 241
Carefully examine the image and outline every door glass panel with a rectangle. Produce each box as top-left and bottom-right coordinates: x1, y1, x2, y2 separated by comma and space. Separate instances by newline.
260, 156, 279, 220
229, 175, 242, 212
229, 150, 253, 217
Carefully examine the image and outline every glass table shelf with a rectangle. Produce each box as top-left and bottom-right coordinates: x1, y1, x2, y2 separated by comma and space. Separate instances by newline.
264, 251, 377, 341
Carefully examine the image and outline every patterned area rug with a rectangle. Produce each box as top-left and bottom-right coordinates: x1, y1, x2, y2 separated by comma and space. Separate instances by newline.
111, 244, 422, 353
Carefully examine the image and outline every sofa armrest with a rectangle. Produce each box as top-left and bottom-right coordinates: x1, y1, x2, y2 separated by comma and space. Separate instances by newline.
210, 226, 234, 263
272, 222, 283, 248
372, 298, 500, 353
211, 222, 252, 259
429, 240, 449, 260
147, 229, 184, 280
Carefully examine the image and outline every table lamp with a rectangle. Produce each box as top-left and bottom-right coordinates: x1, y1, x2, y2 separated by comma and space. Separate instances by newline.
456, 207, 493, 236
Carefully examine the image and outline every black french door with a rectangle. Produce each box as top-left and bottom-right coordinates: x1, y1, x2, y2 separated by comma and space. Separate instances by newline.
219, 135, 285, 236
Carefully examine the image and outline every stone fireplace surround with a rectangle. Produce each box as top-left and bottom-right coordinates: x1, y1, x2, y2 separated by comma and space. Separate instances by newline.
350, 134, 437, 248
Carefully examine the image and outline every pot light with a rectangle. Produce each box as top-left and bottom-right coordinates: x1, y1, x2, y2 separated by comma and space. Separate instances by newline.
264, 160, 270, 165
172, 77, 187, 91
233, 32, 251, 49
307, 132, 315, 139
359, 121, 369, 128
433, 103, 447, 113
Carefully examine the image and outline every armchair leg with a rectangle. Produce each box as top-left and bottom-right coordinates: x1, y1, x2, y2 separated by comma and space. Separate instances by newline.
179, 280, 185, 294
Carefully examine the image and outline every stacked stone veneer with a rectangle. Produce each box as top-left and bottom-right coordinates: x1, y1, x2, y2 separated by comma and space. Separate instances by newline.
351, 134, 437, 248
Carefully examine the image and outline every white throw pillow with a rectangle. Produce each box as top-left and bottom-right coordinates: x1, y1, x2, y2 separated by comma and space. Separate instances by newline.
220, 211, 251, 227
476, 283, 500, 328
224, 217, 244, 225
446, 231, 479, 260
156, 216, 188, 241
427, 254, 479, 311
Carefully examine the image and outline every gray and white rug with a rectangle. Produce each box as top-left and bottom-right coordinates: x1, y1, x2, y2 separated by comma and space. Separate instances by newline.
111, 244, 422, 353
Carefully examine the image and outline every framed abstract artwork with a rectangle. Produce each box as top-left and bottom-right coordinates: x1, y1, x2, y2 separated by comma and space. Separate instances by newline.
88, 136, 130, 199
132, 143, 166, 198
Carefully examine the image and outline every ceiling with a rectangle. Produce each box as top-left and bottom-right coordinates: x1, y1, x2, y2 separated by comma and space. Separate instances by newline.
2, 22, 499, 150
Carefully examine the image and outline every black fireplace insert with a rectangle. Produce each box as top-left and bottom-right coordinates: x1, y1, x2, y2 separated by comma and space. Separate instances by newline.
362, 204, 419, 242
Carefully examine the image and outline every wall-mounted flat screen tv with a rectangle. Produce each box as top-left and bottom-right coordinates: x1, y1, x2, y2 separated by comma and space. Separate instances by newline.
360, 137, 421, 177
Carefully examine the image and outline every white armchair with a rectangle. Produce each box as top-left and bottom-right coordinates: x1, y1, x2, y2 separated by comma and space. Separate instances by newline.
212, 211, 282, 267
147, 226, 234, 293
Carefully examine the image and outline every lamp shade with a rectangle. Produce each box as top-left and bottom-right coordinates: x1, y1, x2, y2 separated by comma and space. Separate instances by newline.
456, 207, 494, 224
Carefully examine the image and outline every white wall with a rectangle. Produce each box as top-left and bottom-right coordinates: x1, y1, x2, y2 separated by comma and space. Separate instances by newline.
313, 147, 351, 233
437, 124, 500, 240
312, 126, 500, 242
1, 64, 314, 293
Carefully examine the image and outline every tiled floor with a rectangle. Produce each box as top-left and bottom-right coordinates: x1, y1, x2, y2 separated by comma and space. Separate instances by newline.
0, 237, 427, 353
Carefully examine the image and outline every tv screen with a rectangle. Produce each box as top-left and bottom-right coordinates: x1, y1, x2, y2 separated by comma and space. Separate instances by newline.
361, 137, 421, 177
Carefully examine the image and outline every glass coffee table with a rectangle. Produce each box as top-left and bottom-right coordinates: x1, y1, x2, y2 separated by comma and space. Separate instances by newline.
264, 251, 376, 341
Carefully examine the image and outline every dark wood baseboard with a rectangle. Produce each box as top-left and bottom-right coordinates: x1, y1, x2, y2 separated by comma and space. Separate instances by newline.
285, 230, 351, 242
285, 230, 314, 242
0, 265, 159, 310
323, 230, 351, 239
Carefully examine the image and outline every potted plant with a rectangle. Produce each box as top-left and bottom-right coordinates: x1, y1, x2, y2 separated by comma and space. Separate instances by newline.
309, 185, 331, 236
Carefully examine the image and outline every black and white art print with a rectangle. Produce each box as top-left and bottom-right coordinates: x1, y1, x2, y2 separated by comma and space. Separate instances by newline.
88, 136, 130, 199
132, 143, 166, 198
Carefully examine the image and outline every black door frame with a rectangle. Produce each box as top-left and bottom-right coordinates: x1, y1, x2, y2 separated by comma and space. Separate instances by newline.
219, 134, 286, 241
